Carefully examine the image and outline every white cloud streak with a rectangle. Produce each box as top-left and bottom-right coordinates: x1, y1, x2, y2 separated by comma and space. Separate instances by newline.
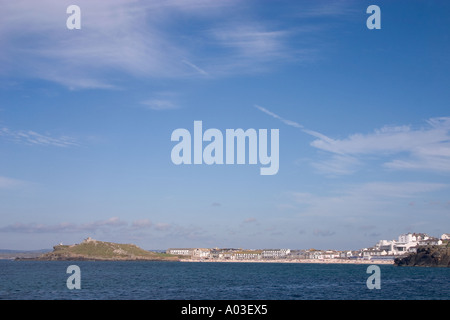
210, 26, 291, 61
254, 104, 334, 142
0, 217, 129, 234
0, 217, 210, 246
1, 0, 304, 89
0, 176, 28, 189
296, 0, 358, 18
0, 217, 125, 233
182, 60, 209, 76
311, 154, 361, 176
255, 104, 450, 174
141, 99, 179, 111
0, 127, 78, 147
254, 105, 303, 128
311, 117, 450, 173
0, 0, 202, 88
291, 181, 449, 219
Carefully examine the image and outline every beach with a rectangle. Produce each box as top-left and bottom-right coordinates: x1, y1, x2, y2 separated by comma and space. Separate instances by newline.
180, 258, 394, 264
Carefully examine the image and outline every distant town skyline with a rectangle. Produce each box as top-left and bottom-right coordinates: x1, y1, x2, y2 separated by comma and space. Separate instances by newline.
1, 1, 449, 250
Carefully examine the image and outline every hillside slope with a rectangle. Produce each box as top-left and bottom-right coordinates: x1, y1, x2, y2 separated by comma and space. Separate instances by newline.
35, 238, 179, 261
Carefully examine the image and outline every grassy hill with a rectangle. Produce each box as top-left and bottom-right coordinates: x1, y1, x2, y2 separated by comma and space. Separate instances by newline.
36, 238, 180, 261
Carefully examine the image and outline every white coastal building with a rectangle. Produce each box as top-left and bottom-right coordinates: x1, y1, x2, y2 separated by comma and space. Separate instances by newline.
166, 248, 194, 256
261, 249, 291, 259
166, 248, 211, 258
339, 251, 354, 259
306, 250, 324, 259
192, 248, 211, 258
441, 233, 450, 240
373, 233, 442, 256
234, 250, 262, 260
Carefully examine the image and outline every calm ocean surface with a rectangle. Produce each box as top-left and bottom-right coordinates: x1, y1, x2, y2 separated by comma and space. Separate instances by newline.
0, 260, 448, 300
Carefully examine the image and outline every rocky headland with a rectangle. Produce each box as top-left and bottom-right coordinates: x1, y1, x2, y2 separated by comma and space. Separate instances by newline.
394, 245, 450, 267
20, 237, 180, 261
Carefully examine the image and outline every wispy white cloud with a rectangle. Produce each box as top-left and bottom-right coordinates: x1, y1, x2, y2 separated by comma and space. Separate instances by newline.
205, 23, 318, 75
292, 181, 448, 212
311, 117, 450, 173
182, 59, 209, 76
311, 154, 362, 176
287, 181, 450, 245
0, 127, 78, 147
296, 0, 358, 18
81, 217, 127, 230
0, 1, 192, 89
131, 219, 152, 229
254, 104, 334, 142
211, 26, 290, 60
313, 229, 335, 237
0, 217, 211, 245
1, 0, 332, 89
154, 222, 171, 231
255, 104, 450, 175
254, 105, 303, 128
0, 217, 127, 234
140, 91, 181, 110
0, 222, 76, 234
141, 99, 179, 111
242, 217, 258, 224
346, 181, 448, 199
0, 176, 28, 189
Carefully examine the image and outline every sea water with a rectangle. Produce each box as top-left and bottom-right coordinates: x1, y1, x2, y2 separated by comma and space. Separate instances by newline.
0, 260, 448, 300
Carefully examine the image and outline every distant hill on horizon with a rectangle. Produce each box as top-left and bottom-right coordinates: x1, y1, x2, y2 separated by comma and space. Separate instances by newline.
0, 249, 52, 260
28, 237, 181, 261
0, 249, 51, 253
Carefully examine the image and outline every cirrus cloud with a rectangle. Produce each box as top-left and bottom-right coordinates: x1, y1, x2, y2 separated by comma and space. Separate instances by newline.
311, 117, 450, 174
254, 104, 450, 175
0, 127, 78, 147
0, 0, 308, 89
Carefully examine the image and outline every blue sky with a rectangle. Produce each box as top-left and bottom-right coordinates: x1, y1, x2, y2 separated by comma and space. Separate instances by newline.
0, 0, 449, 250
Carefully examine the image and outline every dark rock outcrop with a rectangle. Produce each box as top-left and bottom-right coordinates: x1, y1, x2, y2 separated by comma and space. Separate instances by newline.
394, 245, 450, 267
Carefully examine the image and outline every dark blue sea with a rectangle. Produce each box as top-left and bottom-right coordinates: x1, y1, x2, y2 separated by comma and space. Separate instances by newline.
0, 260, 448, 300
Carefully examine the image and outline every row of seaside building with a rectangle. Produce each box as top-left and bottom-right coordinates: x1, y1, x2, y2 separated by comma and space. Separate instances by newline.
166, 233, 450, 261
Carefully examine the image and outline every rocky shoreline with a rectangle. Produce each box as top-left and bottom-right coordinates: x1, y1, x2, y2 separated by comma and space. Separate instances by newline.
394, 245, 450, 267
